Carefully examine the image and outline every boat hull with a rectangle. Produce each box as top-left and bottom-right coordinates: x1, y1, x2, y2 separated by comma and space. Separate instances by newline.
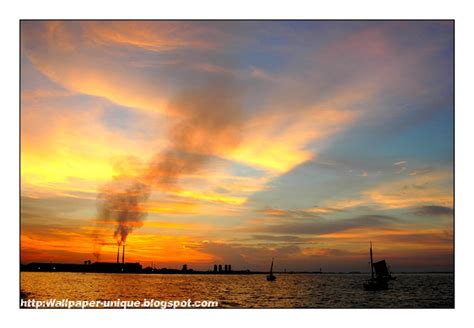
363, 279, 388, 291
266, 274, 276, 281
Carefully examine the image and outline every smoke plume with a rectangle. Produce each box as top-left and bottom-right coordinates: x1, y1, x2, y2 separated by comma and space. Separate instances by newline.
93, 78, 244, 258
146, 79, 243, 186
98, 179, 150, 245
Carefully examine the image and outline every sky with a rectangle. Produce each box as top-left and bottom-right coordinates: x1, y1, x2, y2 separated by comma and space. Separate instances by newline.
20, 21, 453, 272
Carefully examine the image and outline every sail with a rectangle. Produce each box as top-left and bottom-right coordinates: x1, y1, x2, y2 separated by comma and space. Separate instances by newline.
373, 260, 389, 277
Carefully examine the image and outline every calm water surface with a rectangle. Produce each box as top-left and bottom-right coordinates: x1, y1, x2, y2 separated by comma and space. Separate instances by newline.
21, 272, 454, 308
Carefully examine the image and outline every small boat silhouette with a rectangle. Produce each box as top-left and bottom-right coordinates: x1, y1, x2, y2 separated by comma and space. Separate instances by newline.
363, 242, 395, 291
267, 258, 276, 281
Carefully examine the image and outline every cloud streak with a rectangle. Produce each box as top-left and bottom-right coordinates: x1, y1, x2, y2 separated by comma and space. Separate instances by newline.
247, 212, 401, 235
414, 205, 453, 217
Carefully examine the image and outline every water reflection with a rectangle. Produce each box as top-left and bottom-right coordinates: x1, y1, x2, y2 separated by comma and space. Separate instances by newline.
20, 272, 454, 308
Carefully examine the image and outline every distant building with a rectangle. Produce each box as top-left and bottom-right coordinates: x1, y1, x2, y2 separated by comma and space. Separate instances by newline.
182, 264, 188, 272
218, 264, 222, 272
228, 264, 231, 272
213, 264, 217, 272
224, 264, 228, 272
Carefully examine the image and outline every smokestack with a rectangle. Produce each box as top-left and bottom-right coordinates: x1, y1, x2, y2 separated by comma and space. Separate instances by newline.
116, 245, 120, 264
122, 244, 125, 266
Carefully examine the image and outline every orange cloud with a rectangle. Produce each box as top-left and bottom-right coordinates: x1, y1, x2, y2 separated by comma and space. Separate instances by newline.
21, 94, 161, 197
22, 22, 170, 113
363, 170, 453, 209
322, 170, 453, 211
95, 219, 210, 231
83, 21, 217, 52
227, 107, 357, 173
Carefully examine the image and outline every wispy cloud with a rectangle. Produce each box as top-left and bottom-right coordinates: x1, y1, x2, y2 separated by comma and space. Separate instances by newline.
414, 205, 453, 217
246, 212, 400, 235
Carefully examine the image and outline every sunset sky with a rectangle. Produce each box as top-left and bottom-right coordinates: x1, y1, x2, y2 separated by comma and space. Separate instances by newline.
20, 21, 453, 272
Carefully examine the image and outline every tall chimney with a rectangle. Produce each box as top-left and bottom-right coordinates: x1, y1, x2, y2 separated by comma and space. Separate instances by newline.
116, 245, 120, 264
122, 244, 125, 266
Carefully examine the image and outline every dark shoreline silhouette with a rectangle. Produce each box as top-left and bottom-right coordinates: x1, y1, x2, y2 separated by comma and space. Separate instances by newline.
20, 262, 312, 274
20, 262, 453, 275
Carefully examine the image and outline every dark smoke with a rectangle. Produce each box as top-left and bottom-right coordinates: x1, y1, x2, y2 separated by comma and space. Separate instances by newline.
98, 179, 150, 245
146, 79, 243, 187
93, 78, 244, 258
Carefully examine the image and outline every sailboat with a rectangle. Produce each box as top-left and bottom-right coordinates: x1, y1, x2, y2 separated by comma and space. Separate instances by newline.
373, 259, 396, 281
266, 258, 276, 281
363, 242, 394, 291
